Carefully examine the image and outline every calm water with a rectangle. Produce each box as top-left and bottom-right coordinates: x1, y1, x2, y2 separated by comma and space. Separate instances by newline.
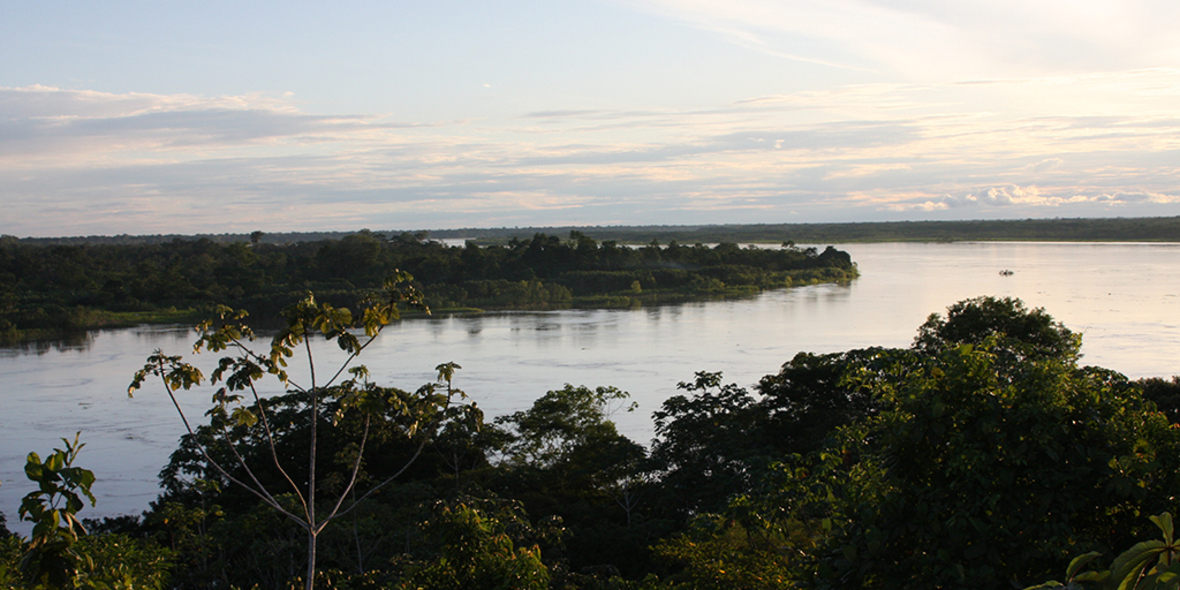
2, 241, 1178, 530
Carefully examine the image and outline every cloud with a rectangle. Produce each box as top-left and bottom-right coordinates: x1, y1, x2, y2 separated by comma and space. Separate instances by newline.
0, 86, 387, 165
3, 73, 1180, 236
885, 185, 1180, 213
1026, 158, 1063, 172
630, 0, 1180, 81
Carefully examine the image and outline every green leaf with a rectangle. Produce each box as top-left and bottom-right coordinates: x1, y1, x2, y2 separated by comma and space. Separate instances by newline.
436, 362, 462, 384
1110, 540, 1167, 590
1066, 551, 1104, 580
1073, 570, 1111, 583
1153, 513, 1175, 546
231, 407, 258, 428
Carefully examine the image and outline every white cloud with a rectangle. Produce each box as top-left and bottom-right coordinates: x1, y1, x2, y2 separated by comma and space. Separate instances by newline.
3, 72, 1180, 236
885, 185, 1180, 213
628, 0, 1180, 81
0, 86, 389, 167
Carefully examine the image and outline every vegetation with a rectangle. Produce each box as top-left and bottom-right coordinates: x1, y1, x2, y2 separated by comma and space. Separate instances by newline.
127, 274, 484, 590
1, 434, 172, 589
3, 294, 1180, 589
1025, 512, 1180, 590
442, 216, 1180, 245
0, 231, 855, 342
14, 216, 1180, 247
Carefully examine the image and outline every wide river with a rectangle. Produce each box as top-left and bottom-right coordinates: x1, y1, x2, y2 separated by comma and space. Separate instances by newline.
2, 241, 1178, 531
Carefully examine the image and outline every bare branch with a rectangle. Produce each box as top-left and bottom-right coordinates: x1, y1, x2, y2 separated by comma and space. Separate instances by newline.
152, 359, 305, 526
247, 382, 308, 507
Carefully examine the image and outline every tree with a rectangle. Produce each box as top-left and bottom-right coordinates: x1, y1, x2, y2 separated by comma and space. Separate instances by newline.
1140, 376, 1180, 425
16, 433, 95, 588
801, 340, 1180, 589
650, 372, 767, 517
129, 273, 471, 590
756, 348, 898, 456
3, 434, 173, 590
492, 384, 651, 574
645, 298, 1180, 589
496, 384, 638, 469
1026, 513, 1180, 590
914, 295, 1081, 363
392, 498, 553, 590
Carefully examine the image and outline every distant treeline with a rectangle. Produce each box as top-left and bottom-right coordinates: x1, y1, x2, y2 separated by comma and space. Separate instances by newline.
440, 216, 1180, 244
11, 216, 1180, 246
0, 231, 855, 341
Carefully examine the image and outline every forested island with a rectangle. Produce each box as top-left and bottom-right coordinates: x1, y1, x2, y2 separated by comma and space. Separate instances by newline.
0, 231, 855, 342
3, 296, 1180, 590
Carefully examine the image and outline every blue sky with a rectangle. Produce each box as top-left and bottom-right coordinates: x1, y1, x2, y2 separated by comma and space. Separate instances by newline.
3, 0, 1179, 237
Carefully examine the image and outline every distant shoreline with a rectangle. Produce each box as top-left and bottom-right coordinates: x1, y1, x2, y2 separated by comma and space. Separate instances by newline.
9, 215, 1180, 245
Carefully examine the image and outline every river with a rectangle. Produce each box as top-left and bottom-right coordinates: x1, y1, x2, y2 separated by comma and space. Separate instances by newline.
1, 241, 1178, 531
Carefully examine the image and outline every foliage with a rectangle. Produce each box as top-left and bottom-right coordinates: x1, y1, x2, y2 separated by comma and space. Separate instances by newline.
128, 276, 472, 589
1140, 376, 1180, 425
797, 341, 1180, 590
69, 533, 174, 590
914, 295, 1082, 363
637, 297, 1180, 590
755, 348, 898, 456
2, 435, 173, 590
17, 433, 96, 588
391, 498, 553, 590
0, 231, 856, 341
650, 513, 806, 590
649, 373, 768, 517
491, 385, 657, 576
497, 384, 638, 469
1025, 513, 1180, 590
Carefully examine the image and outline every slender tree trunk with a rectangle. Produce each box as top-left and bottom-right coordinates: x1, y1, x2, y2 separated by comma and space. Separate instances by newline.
306, 529, 317, 590
307, 338, 318, 590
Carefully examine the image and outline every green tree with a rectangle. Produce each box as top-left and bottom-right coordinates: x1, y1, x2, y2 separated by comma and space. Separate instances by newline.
801, 340, 1180, 589
493, 385, 652, 574
644, 298, 1180, 589
914, 295, 1081, 363
756, 348, 898, 456
393, 499, 552, 590
652, 514, 802, 590
649, 372, 767, 517
129, 274, 470, 590
1140, 376, 1180, 425
3, 434, 173, 590
16, 433, 95, 588
1026, 513, 1180, 590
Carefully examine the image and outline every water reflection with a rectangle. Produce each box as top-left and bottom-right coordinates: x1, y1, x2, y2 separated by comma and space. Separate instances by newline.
0, 331, 98, 357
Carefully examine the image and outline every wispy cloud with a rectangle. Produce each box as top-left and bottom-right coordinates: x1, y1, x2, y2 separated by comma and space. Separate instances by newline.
0, 86, 398, 166
3, 66, 1180, 236
629, 0, 1180, 80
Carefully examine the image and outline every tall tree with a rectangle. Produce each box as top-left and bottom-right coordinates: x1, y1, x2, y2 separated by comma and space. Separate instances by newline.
130, 274, 472, 590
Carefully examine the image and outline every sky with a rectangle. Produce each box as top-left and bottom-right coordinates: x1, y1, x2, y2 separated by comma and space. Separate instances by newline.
3, 0, 1179, 237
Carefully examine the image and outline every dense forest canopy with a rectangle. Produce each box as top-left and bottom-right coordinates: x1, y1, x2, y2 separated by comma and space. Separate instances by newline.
3, 296, 1180, 590
0, 231, 855, 342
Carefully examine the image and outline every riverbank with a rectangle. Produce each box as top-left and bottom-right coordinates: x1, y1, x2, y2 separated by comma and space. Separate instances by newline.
1, 266, 858, 344
0, 235, 856, 344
